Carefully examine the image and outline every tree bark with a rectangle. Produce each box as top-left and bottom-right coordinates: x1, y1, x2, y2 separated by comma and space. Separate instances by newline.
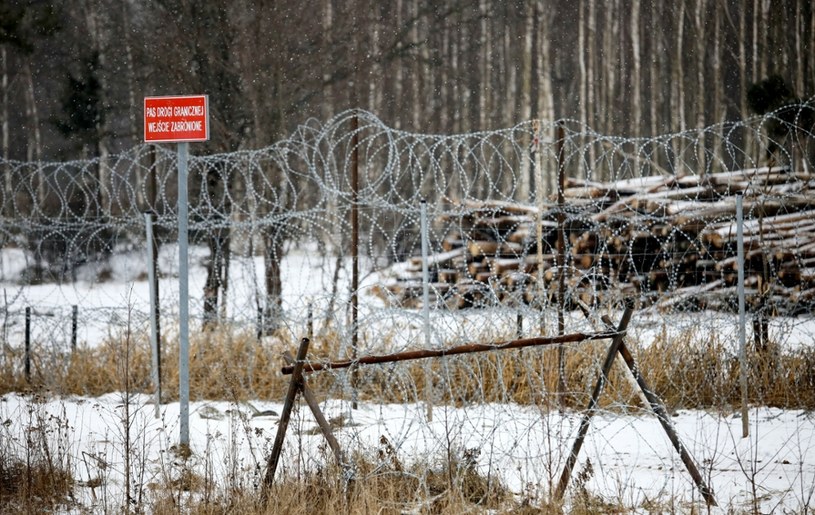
631, 0, 642, 137
672, 1, 687, 171
22, 61, 44, 210
1, 47, 9, 220
263, 227, 284, 334
694, 0, 706, 175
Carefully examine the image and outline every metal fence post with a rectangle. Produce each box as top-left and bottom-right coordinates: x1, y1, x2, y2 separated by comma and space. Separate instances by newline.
421, 200, 432, 421
71, 305, 78, 352
145, 212, 161, 418
24, 306, 31, 383
350, 114, 360, 410
177, 141, 190, 446
737, 194, 749, 437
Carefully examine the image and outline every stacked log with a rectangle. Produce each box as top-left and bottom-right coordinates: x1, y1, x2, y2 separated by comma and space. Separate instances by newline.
379, 166, 815, 315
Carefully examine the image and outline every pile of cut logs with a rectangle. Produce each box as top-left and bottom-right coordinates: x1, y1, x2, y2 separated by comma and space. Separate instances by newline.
377, 166, 815, 314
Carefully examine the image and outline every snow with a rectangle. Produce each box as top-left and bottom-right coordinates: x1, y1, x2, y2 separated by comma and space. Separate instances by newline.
1, 393, 813, 512
1, 245, 815, 511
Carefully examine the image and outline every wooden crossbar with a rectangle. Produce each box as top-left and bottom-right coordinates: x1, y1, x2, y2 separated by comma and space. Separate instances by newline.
281, 330, 620, 375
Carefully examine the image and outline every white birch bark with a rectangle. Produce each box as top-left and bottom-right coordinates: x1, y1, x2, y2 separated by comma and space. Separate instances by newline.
694, 0, 706, 174
631, 0, 642, 137
539, 5, 555, 196
672, 1, 687, 173
518, 1, 533, 202
480, 0, 490, 131
649, 2, 660, 138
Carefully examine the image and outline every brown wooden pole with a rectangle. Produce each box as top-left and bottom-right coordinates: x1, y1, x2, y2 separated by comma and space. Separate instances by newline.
603, 315, 718, 507
263, 338, 310, 491
569, 304, 717, 506
555, 303, 634, 500
350, 114, 360, 409
282, 351, 344, 466
24, 306, 31, 383
281, 331, 618, 375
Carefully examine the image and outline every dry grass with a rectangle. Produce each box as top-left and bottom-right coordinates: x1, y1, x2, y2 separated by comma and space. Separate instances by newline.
7, 321, 802, 513
146, 437, 524, 514
2, 320, 814, 411
0, 459, 75, 514
0, 402, 76, 514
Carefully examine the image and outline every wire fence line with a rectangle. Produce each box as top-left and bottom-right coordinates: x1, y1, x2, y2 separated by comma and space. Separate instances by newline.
1, 105, 815, 383
0, 104, 813, 334
2, 106, 815, 509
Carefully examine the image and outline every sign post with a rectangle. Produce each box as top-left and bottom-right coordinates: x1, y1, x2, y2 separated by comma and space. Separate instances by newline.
144, 95, 208, 447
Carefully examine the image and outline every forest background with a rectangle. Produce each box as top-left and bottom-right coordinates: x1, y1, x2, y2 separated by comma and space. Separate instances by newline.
1, 0, 813, 162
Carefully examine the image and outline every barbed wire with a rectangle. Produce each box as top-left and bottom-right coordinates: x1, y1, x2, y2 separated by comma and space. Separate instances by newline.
2, 106, 815, 509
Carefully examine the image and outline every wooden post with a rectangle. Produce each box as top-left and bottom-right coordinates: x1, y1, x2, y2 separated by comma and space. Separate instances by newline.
24, 306, 30, 382
516, 311, 523, 339
307, 302, 314, 343
350, 115, 360, 409
606, 315, 717, 506
556, 304, 634, 500
256, 307, 263, 342
569, 302, 717, 505
263, 338, 311, 490
281, 331, 617, 375
282, 351, 344, 466
71, 305, 78, 352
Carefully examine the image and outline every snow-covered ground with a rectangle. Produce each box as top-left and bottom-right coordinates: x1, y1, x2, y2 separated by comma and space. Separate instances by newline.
1, 245, 815, 511
1, 392, 813, 512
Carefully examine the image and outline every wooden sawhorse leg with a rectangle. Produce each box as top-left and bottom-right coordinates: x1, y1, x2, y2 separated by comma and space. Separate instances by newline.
555, 305, 717, 507
262, 338, 346, 495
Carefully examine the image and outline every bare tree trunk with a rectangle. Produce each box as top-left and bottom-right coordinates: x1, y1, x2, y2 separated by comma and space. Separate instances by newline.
759, 0, 769, 81
538, 1, 555, 196
631, 0, 642, 137
411, 0, 422, 130
712, 0, 724, 171
22, 61, 44, 210
587, 0, 597, 173
795, 0, 804, 96
440, 22, 450, 133
602, 0, 612, 136
85, 4, 111, 217
649, 2, 661, 139
578, 0, 588, 179
578, 0, 586, 129
694, 0, 706, 175
367, 14, 382, 114
810, 2, 815, 93
752, 0, 759, 82
503, 15, 517, 193
735, 1, 753, 168
479, 0, 490, 131
672, 1, 687, 171
323, 0, 334, 122
604, 0, 618, 136
2, 48, 11, 218
121, 1, 143, 207
518, 1, 533, 202
263, 227, 284, 334
450, 11, 461, 134
393, 0, 403, 130
202, 167, 228, 330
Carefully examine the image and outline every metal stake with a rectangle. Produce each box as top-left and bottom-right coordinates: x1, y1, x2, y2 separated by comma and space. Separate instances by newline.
420, 200, 433, 421
737, 194, 749, 437
145, 212, 161, 418
177, 141, 190, 446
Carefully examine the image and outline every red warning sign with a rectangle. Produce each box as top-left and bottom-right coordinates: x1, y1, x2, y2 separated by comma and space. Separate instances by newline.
144, 95, 209, 143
